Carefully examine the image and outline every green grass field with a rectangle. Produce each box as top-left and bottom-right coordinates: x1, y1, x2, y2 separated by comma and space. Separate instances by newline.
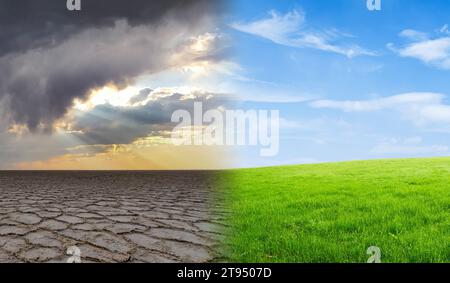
223, 157, 450, 263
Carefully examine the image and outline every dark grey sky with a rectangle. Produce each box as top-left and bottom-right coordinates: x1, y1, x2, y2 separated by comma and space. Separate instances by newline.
0, 0, 221, 56
0, 0, 224, 131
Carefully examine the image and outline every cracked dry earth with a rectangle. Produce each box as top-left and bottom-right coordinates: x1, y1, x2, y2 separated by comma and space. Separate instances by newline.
0, 171, 228, 263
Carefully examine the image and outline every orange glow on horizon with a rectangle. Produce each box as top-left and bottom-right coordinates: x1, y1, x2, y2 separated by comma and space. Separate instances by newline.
15, 145, 235, 170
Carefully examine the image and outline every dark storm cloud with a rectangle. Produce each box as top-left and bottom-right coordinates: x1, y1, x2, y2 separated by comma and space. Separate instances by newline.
128, 88, 152, 105
0, 0, 225, 131
70, 89, 233, 145
0, 0, 223, 56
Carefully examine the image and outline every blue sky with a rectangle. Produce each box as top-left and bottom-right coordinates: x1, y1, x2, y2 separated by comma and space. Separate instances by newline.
2, 0, 450, 170
226, 0, 450, 167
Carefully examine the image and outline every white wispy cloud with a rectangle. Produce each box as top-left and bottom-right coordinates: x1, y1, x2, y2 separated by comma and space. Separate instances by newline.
370, 137, 448, 155
389, 26, 450, 69
310, 92, 442, 112
399, 29, 429, 41
440, 24, 450, 35
230, 9, 374, 58
310, 92, 450, 125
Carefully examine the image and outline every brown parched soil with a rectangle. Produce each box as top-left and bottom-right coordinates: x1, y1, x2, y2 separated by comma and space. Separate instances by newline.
0, 171, 228, 263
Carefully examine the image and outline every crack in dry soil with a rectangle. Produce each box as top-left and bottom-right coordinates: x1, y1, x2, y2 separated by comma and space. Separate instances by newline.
0, 171, 228, 263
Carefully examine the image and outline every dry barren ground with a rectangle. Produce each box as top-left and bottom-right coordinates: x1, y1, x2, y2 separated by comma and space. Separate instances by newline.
0, 171, 227, 263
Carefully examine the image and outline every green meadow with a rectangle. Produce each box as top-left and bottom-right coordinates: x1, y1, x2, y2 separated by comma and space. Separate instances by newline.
223, 157, 450, 263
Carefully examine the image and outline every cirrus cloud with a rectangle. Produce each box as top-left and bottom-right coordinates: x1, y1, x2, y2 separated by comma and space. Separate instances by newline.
389, 26, 450, 70
230, 9, 375, 58
310, 92, 450, 125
